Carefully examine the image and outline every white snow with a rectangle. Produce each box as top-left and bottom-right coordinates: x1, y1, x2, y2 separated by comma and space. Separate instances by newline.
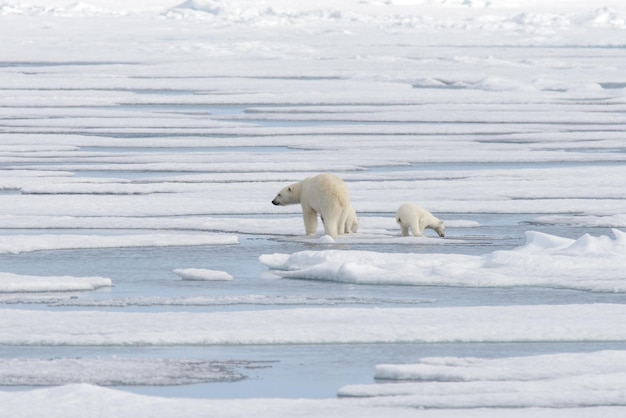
373, 350, 626, 382
174, 268, 233, 281
0, 384, 448, 418
0, 272, 112, 293
261, 229, 626, 292
532, 214, 626, 228
338, 351, 626, 408
0, 234, 238, 254
2, 304, 626, 345
0, 214, 476, 237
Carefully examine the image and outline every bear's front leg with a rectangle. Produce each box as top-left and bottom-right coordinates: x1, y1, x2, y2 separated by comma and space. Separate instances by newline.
410, 220, 424, 237
302, 205, 318, 235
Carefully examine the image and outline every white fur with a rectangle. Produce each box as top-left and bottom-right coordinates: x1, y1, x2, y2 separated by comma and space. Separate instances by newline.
272, 174, 352, 238
344, 206, 359, 233
321, 205, 358, 234
395, 203, 445, 238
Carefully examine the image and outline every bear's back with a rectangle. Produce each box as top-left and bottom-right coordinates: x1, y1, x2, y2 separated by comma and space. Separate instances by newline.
302, 174, 350, 207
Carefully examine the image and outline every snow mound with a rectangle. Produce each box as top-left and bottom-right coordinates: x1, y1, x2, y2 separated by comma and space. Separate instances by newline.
519, 229, 626, 256
517, 230, 575, 252
316, 234, 337, 244
174, 268, 233, 281
260, 230, 626, 292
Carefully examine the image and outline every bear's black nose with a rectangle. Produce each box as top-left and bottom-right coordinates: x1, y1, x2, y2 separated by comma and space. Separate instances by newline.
272, 200, 280, 206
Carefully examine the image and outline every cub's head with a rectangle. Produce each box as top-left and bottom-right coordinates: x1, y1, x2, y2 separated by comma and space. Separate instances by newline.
272, 183, 299, 206
434, 221, 445, 238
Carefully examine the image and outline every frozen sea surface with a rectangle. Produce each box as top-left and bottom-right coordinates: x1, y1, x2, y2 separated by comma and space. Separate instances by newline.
1, 0, 626, 416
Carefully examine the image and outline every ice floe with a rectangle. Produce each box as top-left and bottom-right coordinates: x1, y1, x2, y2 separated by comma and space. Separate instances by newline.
2, 383, 626, 418
174, 268, 233, 281
2, 304, 625, 345
532, 214, 626, 228
0, 273, 111, 293
0, 233, 238, 254
261, 230, 626, 292
339, 351, 626, 409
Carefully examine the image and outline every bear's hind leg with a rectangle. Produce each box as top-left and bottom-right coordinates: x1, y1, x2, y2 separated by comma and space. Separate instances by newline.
397, 216, 410, 236
410, 219, 424, 237
321, 209, 341, 238
337, 207, 350, 236
322, 220, 340, 238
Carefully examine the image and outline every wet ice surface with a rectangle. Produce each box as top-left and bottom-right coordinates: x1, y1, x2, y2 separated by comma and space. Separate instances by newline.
1, 0, 626, 416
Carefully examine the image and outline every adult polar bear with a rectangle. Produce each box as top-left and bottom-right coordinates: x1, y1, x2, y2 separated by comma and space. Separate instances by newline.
272, 173, 353, 238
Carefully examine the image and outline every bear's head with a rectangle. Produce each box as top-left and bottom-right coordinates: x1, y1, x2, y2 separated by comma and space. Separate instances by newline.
434, 221, 445, 238
272, 183, 300, 206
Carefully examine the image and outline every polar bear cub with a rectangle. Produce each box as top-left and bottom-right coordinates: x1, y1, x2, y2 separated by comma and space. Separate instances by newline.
396, 203, 445, 238
272, 173, 352, 238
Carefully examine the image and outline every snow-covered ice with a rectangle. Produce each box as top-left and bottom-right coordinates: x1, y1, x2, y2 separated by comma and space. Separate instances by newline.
0, 234, 238, 254
261, 229, 626, 291
2, 304, 626, 345
1, 0, 626, 416
4, 384, 626, 418
372, 350, 626, 383
339, 350, 626, 408
0, 272, 111, 293
173, 268, 233, 281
